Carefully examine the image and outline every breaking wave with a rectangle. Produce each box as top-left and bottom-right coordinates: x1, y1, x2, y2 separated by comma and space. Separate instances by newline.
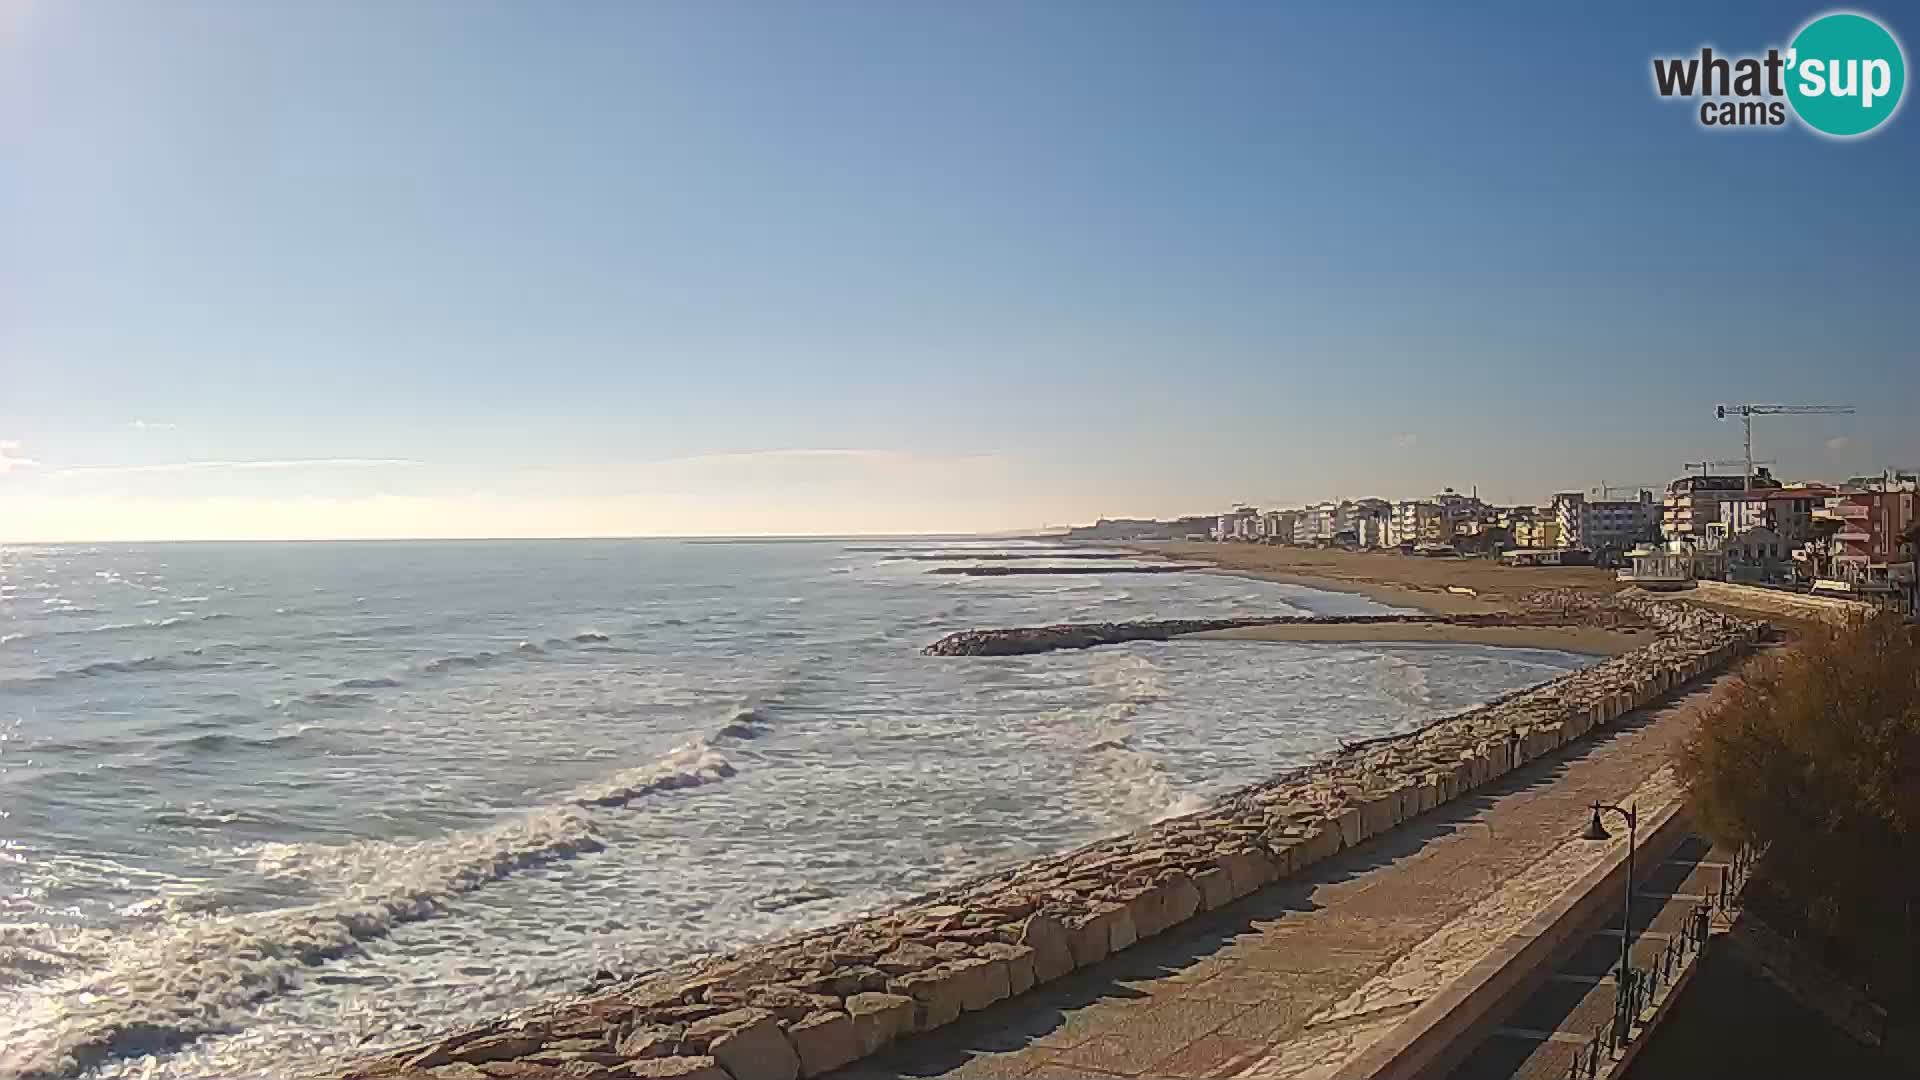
570, 741, 738, 807
0, 648, 253, 691
418, 632, 622, 676
0, 808, 605, 1079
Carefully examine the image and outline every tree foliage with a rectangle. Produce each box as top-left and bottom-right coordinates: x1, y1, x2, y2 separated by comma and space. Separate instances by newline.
1677, 615, 1920, 1004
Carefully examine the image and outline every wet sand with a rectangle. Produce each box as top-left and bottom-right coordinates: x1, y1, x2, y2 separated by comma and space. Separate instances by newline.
1194, 620, 1642, 656
1123, 541, 1622, 616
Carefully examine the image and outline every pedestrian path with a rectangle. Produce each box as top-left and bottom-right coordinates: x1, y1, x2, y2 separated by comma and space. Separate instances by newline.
1443, 835, 1736, 1080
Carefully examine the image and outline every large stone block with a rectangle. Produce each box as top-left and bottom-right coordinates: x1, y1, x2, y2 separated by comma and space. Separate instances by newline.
1156, 873, 1202, 929
1219, 848, 1275, 898
1105, 901, 1138, 952
977, 942, 1036, 996
1064, 907, 1112, 969
1193, 866, 1234, 911
1286, 821, 1340, 870
844, 993, 913, 1056
1413, 776, 1440, 815
704, 1010, 800, 1080
1523, 727, 1559, 761
1333, 806, 1363, 849
1452, 757, 1478, 794
885, 967, 965, 1032
786, 1012, 859, 1079
1359, 794, 1396, 840
442, 1033, 545, 1066
619, 1057, 733, 1080
1018, 914, 1075, 984
946, 956, 1009, 1012
1122, 884, 1164, 939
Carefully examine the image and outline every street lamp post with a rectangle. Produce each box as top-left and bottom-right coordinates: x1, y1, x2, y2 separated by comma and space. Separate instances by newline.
1583, 801, 1639, 1044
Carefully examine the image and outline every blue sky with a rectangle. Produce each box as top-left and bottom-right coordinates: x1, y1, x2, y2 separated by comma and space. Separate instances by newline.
2, 1, 1914, 539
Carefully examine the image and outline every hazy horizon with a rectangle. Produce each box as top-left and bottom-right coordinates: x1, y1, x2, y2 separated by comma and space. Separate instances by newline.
4, 1, 1915, 542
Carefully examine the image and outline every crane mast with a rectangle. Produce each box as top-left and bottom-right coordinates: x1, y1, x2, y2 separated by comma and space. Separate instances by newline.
1714, 404, 1857, 493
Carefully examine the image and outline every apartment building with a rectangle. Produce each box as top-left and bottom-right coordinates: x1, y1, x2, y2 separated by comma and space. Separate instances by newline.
1552, 490, 1656, 555
1663, 468, 1781, 541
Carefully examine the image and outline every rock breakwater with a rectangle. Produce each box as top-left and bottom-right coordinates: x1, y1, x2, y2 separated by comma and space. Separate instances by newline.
923, 605, 1643, 657
926, 565, 1191, 576
344, 594, 1760, 1080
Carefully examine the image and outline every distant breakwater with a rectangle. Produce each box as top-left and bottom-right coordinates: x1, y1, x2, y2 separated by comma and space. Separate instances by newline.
885, 552, 1136, 562
922, 612, 1589, 657
926, 565, 1190, 577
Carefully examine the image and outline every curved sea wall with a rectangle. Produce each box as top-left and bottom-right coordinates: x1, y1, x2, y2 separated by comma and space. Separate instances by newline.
345, 596, 1762, 1080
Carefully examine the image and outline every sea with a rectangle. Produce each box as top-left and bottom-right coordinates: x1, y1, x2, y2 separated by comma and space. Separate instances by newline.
0, 539, 1592, 1079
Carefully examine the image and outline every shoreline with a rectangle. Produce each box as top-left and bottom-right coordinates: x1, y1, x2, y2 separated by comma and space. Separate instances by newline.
1194, 620, 1642, 656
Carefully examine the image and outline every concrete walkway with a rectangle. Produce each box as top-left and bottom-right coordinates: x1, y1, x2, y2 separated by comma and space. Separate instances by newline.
832, 673, 1736, 1080
1443, 834, 1731, 1080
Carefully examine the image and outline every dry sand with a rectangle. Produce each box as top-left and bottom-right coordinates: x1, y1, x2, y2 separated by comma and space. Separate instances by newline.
1194, 620, 1642, 656
1117, 541, 1639, 653
1133, 541, 1622, 615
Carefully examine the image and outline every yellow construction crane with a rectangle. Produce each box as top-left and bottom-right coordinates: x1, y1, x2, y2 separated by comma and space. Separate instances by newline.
1715, 404, 1856, 492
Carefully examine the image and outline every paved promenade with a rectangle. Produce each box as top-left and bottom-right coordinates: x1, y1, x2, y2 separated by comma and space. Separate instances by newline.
837, 673, 1734, 1080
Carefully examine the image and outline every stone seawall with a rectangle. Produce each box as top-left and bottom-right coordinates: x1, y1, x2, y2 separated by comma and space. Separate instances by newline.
1687, 580, 1877, 625
345, 596, 1762, 1080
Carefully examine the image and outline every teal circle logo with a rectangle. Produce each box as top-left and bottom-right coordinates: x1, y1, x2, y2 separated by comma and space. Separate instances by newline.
1786, 12, 1906, 136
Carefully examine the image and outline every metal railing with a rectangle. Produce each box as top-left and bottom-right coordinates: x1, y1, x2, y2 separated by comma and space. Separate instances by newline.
1563, 844, 1761, 1079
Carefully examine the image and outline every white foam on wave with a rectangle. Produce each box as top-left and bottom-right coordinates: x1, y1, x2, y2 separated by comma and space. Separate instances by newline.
1376, 653, 1432, 709
569, 740, 737, 807
1037, 650, 1199, 826
0, 806, 604, 1079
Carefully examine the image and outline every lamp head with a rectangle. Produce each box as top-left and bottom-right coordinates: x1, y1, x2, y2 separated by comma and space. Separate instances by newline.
1582, 807, 1611, 842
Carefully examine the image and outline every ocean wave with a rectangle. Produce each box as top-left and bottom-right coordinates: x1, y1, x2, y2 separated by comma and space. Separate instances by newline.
294, 690, 374, 710
0, 807, 604, 1079
304, 623, 419, 642
2, 651, 217, 690
149, 803, 287, 831
709, 706, 773, 741
334, 676, 402, 691
418, 631, 624, 676
570, 741, 738, 808
420, 649, 506, 674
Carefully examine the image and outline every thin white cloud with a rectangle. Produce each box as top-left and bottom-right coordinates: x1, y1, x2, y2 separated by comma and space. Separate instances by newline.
128, 420, 179, 432
1390, 433, 1419, 450
0, 439, 42, 474
646, 448, 987, 468
55, 458, 421, 476
1826, 436, 1851, 452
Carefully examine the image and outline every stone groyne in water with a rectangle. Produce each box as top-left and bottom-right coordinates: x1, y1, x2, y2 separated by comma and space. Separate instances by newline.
920, 608, 1648, 657
345, 594, 1762, 1080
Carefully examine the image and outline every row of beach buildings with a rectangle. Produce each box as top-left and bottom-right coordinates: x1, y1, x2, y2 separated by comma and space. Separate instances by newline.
1066, 468, 1919, 612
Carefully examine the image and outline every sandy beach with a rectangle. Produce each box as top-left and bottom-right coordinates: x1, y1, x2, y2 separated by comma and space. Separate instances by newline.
1120, 541, 1641, 653
1130, 541, 1621, 614
1193, 620, 1643, 656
